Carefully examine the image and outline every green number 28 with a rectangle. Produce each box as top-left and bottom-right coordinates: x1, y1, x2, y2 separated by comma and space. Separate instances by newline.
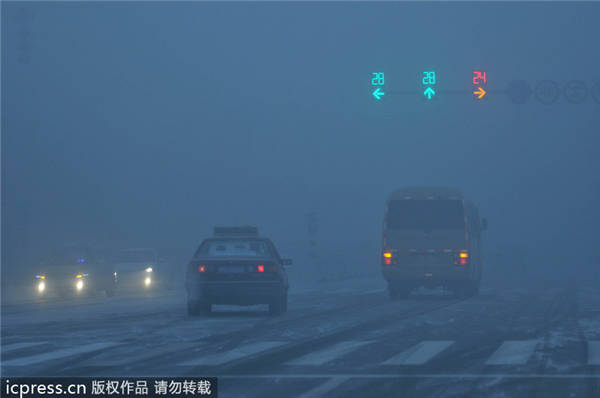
371, 72, 384, 86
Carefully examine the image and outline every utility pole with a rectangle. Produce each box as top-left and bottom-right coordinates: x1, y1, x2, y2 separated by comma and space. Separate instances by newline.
305, 212, 319, 277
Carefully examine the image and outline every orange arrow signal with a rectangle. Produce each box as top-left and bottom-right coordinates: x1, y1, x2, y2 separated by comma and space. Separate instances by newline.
474, 87, 486, 99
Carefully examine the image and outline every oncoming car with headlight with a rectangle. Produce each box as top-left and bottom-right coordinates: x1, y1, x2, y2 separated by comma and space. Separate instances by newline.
185, 226, 292, 316
112, 248, 161, 292
35, 246, 117, 299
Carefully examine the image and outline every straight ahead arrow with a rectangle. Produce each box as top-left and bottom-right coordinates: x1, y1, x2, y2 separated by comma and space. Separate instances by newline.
424, 87, 435, 100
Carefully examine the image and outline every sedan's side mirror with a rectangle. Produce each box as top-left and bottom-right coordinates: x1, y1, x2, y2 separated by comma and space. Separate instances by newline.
481, 218, 488, 231
282, 258, 293, 266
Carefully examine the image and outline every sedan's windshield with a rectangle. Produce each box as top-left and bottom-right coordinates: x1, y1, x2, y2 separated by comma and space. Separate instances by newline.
195, 240, 272, 257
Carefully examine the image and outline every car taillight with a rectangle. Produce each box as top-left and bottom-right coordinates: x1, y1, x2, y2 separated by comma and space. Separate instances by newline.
198, 265, 206, 273
383, 251, 393, 265
454, 252, 469, 266
257, 265, 265, 273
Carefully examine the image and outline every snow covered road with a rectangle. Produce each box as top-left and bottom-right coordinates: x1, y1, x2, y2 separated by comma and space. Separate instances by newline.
2, 278, 600, 397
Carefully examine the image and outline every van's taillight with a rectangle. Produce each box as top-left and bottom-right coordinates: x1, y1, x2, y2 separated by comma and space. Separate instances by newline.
454, 252, 469, 266
383, 252, 393, 265
198, 265, 206, 273
257, 265, 265, 273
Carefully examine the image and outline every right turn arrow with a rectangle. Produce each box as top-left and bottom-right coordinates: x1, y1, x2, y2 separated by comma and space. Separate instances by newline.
474, 87, 486, 99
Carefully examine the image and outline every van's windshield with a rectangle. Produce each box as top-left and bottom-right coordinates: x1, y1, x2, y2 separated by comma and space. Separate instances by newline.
386, 200, 465, 230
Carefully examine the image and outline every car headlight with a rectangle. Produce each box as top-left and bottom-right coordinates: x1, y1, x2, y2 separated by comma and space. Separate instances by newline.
37, 281, 46, 293
145, 267, 153, 273
144, 277, 152, 286
76, 280, 84, 291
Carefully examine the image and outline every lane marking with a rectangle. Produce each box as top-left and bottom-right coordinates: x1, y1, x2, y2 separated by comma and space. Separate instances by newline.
81, 343, 204, 367
1, 342, 48, 354
179, 341, 285, 366
382, 340, 454, 365
297, 377, 350, 398
1, 342, 119, 367
285, 341, 373, 366
587, 341, 600, 365
485, 340, 538, 365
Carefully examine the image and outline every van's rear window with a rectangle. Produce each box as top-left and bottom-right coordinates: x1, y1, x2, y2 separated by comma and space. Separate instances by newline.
386, 200, 465, 230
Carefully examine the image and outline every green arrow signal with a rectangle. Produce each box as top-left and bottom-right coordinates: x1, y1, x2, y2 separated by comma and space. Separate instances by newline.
424, 87, 435, 100
373, 87, 385, 100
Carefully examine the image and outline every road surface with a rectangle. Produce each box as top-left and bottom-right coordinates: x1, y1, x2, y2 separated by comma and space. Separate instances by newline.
2, 277, 600, 397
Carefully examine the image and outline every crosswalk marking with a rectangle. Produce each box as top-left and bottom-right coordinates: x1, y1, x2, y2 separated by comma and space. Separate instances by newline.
382, 340, 454, 365
297, 377, 350, 398
82, 343, 203, 367
285, 341, 373, 366
5, 338, 599, 370
587, 341, 600, 365
1, 342, 48, 354
1, 342, 120, 367
485, 340, 538, 365
178, 341, 285, 366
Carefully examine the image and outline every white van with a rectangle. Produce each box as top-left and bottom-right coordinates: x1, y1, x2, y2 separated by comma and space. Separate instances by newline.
381, 187, 487, 298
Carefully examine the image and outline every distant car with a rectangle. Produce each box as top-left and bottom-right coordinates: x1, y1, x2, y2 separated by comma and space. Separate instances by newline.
381, 187, 487, 299
185, 226, 292, 316
34, 246, 117, 299
112, 248, 160, 292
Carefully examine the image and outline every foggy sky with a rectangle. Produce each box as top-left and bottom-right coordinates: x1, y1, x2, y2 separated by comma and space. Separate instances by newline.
2, 2, 599, 273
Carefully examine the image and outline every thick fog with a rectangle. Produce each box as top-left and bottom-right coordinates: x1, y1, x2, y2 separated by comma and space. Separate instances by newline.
3, 2, 599, 283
